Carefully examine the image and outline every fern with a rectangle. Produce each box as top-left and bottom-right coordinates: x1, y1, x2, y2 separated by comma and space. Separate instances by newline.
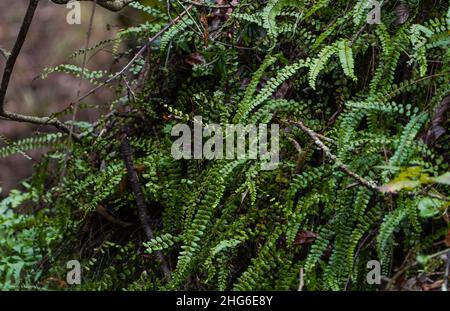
308, 44, 336, 90
1, 0, 449, 292
377, 207, 408, 268
235, 58, 309, 122
337, 39, 357, 81
143, 233, 180, 254
160, 15, 194, 51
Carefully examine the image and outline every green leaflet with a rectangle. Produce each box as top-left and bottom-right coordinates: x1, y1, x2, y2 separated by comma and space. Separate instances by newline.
337, 39, 357, 81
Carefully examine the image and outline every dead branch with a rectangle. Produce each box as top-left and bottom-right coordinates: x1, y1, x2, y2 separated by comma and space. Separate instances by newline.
120, 125, 171, 278
290, 119, 379, 190
96, 205, 133, 227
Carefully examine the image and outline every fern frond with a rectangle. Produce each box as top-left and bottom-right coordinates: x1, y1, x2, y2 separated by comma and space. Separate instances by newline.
308, 44, 336, 90
0, 133, 63, 160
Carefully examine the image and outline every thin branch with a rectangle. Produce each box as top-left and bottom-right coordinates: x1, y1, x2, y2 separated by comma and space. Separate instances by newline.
1, 111, 79, 139
60, 0, 98, 179
316, 133, 337, 145
120, 125, 171, 278
288, 119, 448, 201
350, 24, 367, 46
290, 119, 379, 190
385, 248, 450, 290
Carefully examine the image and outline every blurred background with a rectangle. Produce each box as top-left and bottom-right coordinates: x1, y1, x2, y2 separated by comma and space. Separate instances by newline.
0, 1, 137, 195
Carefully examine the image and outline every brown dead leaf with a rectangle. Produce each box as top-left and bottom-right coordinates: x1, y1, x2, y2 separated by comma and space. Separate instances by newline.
421, 279, 443, 291
42, 277, 68, 289
185, 52, 206, 66
96, 205, 133, 227
135, 164, 146, 174
293, 231, 317, 246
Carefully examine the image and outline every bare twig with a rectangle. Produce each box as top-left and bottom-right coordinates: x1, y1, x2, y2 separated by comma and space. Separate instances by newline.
68, 0, 98, 144
316, 133, 337, 145
120, 125, 171, 278
350, 24, 367, 46
385, 248, 450, 290
1, 111, 79, 139
385, 250, 414, 290
345, 231, 375, 290
60, 0, 98, 178
288, 119, 449, 201
290, 119, 379, 190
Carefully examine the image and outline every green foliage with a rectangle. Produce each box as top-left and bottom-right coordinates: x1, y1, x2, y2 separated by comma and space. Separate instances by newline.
0, 187, 62, 290
41, 64, 111, 86
1, 0, 449, 291
160, 15, 194, 51
308, 44, 336, 90
0, 133, 63, 160
336, 39, 357, 81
